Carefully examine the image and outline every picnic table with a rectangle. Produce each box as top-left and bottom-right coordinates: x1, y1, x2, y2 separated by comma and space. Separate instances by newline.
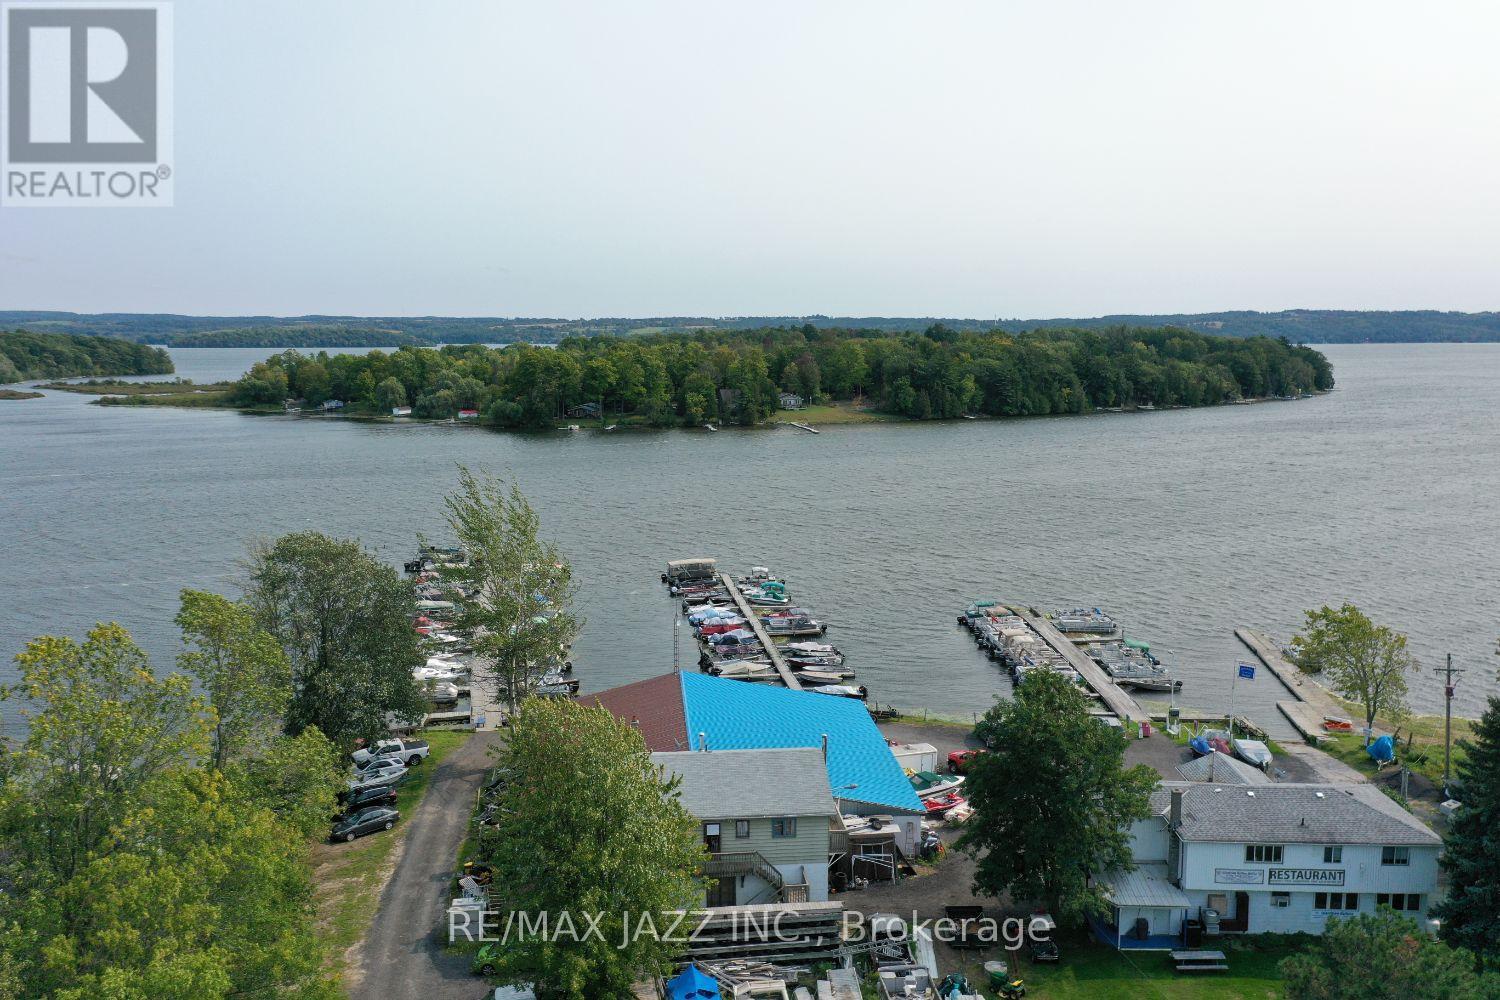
1170, 949, 1229, 972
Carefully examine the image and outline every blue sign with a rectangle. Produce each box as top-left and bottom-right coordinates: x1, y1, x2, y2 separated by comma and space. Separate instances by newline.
1238, 664, 1256, 680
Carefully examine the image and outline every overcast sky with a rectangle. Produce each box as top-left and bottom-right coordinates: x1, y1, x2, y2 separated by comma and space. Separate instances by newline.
4, 0, 1499, 317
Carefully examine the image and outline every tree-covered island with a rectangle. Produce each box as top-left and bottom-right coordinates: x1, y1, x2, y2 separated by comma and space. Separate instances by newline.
227, 324, 1333, 428
0, 330, 174, 384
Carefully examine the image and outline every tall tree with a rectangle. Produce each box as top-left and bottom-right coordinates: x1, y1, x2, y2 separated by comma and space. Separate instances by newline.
1292, 603, 1415, 742
0, 625, 334, 1000
176, 588, 291, 769
1436, 696, 1500, 970
1280, 908, 1489, 999
0, 623, 210, 885
959, 670, 1159, 921
476, 698, 703, 999
245, 531, 425, 748
439, 467, 580, 718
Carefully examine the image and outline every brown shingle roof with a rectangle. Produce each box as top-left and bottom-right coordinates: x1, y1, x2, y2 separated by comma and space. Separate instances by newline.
580, 673, 689, 751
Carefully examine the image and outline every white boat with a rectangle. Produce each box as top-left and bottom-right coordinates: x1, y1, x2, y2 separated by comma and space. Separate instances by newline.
782, 641, 840, 656
806, 684, 867, 700
416, 599, 456, 613
414, 665, 464, 683
1232, 737, 1273, 770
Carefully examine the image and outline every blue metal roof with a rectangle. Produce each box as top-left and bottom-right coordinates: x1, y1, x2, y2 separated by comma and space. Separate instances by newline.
679, 673, 924, 814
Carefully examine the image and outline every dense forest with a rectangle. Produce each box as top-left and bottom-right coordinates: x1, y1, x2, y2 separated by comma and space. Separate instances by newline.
0, 330, 174, 383
7, 308, 1500, 345
229, 325, 1333, 428
168, 326, 429, 348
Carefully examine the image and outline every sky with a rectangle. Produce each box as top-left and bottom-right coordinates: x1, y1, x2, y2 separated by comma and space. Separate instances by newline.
3, 0, 1500, 318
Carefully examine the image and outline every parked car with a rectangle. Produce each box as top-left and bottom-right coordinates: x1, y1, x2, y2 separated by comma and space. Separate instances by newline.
1028, 911, 1060, 963
947, 749, 985, 774
352, 737, 431, 768
330, 805, 399, 842
335, 783, 398, 816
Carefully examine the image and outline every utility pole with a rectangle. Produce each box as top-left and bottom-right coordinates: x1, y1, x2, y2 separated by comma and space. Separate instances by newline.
1434, 653, 1463, 792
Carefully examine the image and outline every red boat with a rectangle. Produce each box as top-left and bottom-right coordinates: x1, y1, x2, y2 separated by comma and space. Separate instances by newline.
925, 792, 967, 816
697, 621, 746, 636
1208, 734, 1233, 756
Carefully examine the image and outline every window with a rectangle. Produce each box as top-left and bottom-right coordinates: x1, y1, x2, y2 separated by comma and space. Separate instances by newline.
771, 817, 797, 839
1377, 893, 1423, 912
1245, 844, 1284, 864
1271, 892, 1291, 909
1323, 846, 1343, 864
1316, 893, 1359, 911
734, 820, 750, 839
1382, 846, 1411, 866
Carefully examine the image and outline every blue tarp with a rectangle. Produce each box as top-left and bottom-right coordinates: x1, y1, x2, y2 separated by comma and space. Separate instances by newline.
1367, 734, 1396, 762
666, 964, 722, 1000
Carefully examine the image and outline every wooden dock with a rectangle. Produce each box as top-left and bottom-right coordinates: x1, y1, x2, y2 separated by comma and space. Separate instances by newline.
1015, 607, 1150, 726
1236, 628, 1344, 743
720, 572, 803, 691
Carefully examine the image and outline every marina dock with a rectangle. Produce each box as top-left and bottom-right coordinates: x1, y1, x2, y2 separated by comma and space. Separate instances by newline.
1014, 607, 1151, 726
1236, 627, 1344, 743
720, 571, 803, 690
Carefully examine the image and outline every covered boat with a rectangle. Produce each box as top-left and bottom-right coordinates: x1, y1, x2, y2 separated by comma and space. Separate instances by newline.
909, 771, 964, 799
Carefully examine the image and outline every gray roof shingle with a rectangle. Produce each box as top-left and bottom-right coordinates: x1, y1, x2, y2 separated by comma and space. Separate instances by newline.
1175, 751, 1272, 786
652, 748, 837, 820
1151, 781, 1440, 846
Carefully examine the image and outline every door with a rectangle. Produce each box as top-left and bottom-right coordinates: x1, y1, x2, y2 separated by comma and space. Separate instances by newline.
703, 822, 721, 854
706, 877, 736, 907
1235, 892, 1250, 932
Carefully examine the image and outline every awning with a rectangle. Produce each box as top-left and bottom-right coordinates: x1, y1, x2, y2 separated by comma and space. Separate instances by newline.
1101, 863, 1191, 909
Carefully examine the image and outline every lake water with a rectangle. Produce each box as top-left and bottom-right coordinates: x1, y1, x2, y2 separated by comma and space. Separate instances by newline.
3, 344, 1497, 738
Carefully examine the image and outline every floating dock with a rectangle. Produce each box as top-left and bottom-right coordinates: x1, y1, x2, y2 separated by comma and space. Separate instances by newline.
1236, 627, 1343, 743
1014, 607, 1151, 726
720, 571, 803, 690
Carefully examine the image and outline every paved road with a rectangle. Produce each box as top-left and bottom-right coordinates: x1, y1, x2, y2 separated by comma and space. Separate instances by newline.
349, 730, 502, 1000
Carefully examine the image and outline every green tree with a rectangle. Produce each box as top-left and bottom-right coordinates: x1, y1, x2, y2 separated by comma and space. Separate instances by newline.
477, 698, 704, 998
1436, 696, 1500, 970
176, 588, 291, 769
374, 375, 407, 410
0, 623, 210, 884
1280, 907, 1489, 999
1292, 603, 1415, 742
438, 468, 580, 718
959, 671, 1158, 921
225, 726, 344, 839
245, 531, 425, 748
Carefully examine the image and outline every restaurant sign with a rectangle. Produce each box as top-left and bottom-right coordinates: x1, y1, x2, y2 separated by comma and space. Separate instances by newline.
1268, 868, 1346, 886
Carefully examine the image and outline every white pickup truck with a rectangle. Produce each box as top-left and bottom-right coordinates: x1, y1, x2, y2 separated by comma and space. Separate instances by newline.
352, 738, 431, 768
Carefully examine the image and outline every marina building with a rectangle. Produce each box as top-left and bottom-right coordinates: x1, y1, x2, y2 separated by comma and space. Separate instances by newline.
1097, 781, 1441, 947
585, 672, 926, 858
652, 747, 838, 906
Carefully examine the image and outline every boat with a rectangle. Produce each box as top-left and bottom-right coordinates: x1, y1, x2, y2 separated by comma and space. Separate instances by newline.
909, 771, 964, 799
791, 668, 851, 684
762, 617, 826, 637
1188, 733, 1212, 757
923, 791, 967, 816
805, 684, 867, 700
1052, 607, 1117, 634
785, 655, 846, 669
707, 629, 758, 646
704, 423, 717, 432
782, 641, 841, 656
1231, 737, 1273, 770
426, 681, 461, 704
1323, 716, 1354, 732
741, 581, 791, 606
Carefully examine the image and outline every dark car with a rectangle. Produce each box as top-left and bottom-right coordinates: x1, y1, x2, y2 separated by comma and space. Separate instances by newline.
331, 805, 399, 842
336, 784, 398, 815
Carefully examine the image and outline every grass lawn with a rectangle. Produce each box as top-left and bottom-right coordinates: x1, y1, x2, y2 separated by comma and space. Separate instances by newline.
951, 932, 1298, 999
96, 388, 239, 407
309, 729, 472, 979
783, 402, 902, 425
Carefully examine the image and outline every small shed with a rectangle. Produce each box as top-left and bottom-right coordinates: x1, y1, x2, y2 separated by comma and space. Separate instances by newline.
567, 402, 602, 418
1097, 863, 1191, 949
666, 964, 723, 1000
779, 392, 805, 410
457, 408, 479, 419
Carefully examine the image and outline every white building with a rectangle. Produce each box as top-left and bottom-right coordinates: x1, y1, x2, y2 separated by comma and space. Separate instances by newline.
1098, 781, 1441, 948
